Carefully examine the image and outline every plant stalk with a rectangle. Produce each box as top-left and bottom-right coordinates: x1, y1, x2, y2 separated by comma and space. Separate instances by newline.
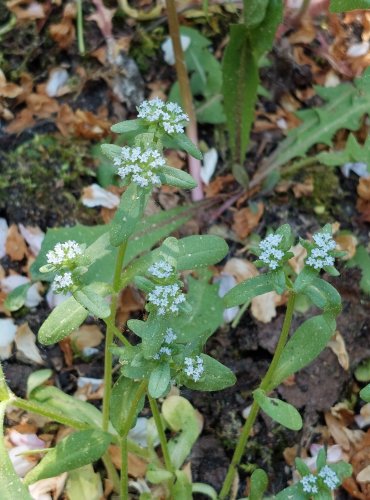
102, 242, 128, 432
76, 0, 85, 55
148, 395, 175, 496
165, 0, 203, 201
219, 292, 296, 499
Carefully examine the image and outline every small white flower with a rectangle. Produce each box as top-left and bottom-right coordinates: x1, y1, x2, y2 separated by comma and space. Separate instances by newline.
259, 234, 285, 270
147, 284, 186, 315
115, 146, 164, 188
306, 231, 336, 270
318, 465, 340, 490
164, 328, 177, 344
184, 355, 204, 382
137, 98, 189, 135
153, 346, 172, 360
148, 260, 174, 279
52, 272, 73, 293
46, 240, 82, 266
301, 474, 318, 494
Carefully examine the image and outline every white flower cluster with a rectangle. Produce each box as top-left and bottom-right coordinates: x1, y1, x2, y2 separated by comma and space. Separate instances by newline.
259, 234, 284, 270
184, 356, 204, 382
148, 260, 173, 279
301, 474, 318, 494
46, 240, 82, 266
147, 284, 186, 315
153, 328, 177, 360
137, 98, 189, 135
318, 465, 339, 490
306, 232, 336, 270
114, 146, 164, 188
52, 272, 73, 293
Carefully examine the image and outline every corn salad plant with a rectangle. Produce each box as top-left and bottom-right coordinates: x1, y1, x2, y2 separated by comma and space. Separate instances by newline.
0, 98, 352, 499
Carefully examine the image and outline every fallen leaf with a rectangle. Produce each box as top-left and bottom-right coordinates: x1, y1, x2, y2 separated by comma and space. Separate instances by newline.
292, 177, 314, 198
358, 177, 370, 201
0, 318, 17, 360
15, 323, 45, 365
49, 3, 76, 49
335, 233, 358, 260
328, 331, 349, 371
18, 224, 45, 256
70, 325, 104, 351
357, 464, 370, 483
0, 70, 23, 98
59, 337, 73, 367
251, 291, 279, 323
288, 244, 307, 274
81, 184, 120, 209
232, 202, 264, 240
45, 67, 69, 97
28, 473, 68, 499
6, 0, 45, 21
108, 445, 147, 477
5, 224, 27, 261
87, 0, 116, 40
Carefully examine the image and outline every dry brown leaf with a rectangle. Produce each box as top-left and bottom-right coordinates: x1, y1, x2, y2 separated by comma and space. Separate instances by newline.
328, 331, 350, 371
116, 287, 144, 329
15, 323, 44, 365
335, 234, 358, 260
232, 202, 264, 239
358, 177, 370, 201
6, 0, 45, 21
70, 325, 104, 351
5, 108, 35, 134
0, 70, 23, 98
292, 177, 314, 198
26, 93, 59, 119
49, 3, 76, 49
5, 224, 27, 261
59, 337, 73, 367
204, 174, 235, 197
108, 445, 147, 477
288, 244, 307, 274
251, 291, 279, 323
224, 258, 258, 282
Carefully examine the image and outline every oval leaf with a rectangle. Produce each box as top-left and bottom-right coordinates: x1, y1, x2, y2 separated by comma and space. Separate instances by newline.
360, 383, 370, 403
148, 363, 171, 398
4, 283, 31, 311
183, 354, 236, 391
74, 287, 110, 319
24, 429, 111, 485
250, 468, 268, 500
110, 377, 145, 436
110, 118, 143, 134
253, 389, 302, 431
177, 235, 229, 270
223, 274, 274, 308
170, 133, 203, 160
38, 296, 88, 345
158, 165, 197, 189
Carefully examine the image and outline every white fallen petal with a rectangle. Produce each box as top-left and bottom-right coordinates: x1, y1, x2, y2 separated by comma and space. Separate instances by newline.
161, 35, 191, 65
215, 273, 240, 323
25, 284, 43, 308
9, 445, 37, 477
0, 218, 8, 258
200, 148, 218, 185
46, 68, 69, 97
46, 288, 71, 309
28, 473, 68, 500
0, 318, 17, 347
81, 183, 120, 209
341, 162, 369, 178
9, 430, 45, 448
1, 274, 29, 291
15, 323, 45, 365
128, 417, 148, 448
18, 224, 45, 256
242, 404, 253, 419
77, 377, 103, 391
347, 41, 370, 58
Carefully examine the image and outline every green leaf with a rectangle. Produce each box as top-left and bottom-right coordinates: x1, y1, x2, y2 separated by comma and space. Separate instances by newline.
38, 296, 88, 345
24, 429, 111, 485
355, 358, 370, 382
0, 401, 33, 499
162, 396, 201, 469
271, 315, 335, 389
223, 274, 274, 308
316, 133, 370, 168
4, 283, 31, 311
261, 67, 370, 178
177, 235, 229, 270
110, 183, 151, 246
170, 275, 224, 344
330, 0, 370, 11
329, 460, 352, 481
173, 470, 193, 499
253, 389, 302, 430
100, 143, 123, 160
222, 24, 259, 163
110, 376, 145, 435
74, 287, 110, 319
243, 0, 269, 28
347, 245, 370, 295
146, 464, 173, 484
65, 464, 104, 500
183, 354, 236, 391
247, 0, 283, 58
148, 363, 171, 398
170, 133, 203, 160
110, 118, 144, 134
250, 468, 269, 500
360, 383, 370, 402
158, 165, 197, 189
294, 274, 342, 317
275, 483, 306, 500
192, 483, 218, 499
27, 369, 53, 398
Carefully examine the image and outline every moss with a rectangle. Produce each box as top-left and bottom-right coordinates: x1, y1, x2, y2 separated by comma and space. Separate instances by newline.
0, 134, 97, 228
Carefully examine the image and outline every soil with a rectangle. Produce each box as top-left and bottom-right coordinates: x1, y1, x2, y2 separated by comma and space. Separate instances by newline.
1, 6, 370, 499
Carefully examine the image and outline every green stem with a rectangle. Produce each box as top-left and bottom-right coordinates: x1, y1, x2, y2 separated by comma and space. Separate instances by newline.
219, 292, 296, 500
76, 0, 85, 55
148, 395, 175, 496
231, 300, 250, 329
281, 157, 317, 178
120, 380, 148, 500
102, 243, 128, 433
